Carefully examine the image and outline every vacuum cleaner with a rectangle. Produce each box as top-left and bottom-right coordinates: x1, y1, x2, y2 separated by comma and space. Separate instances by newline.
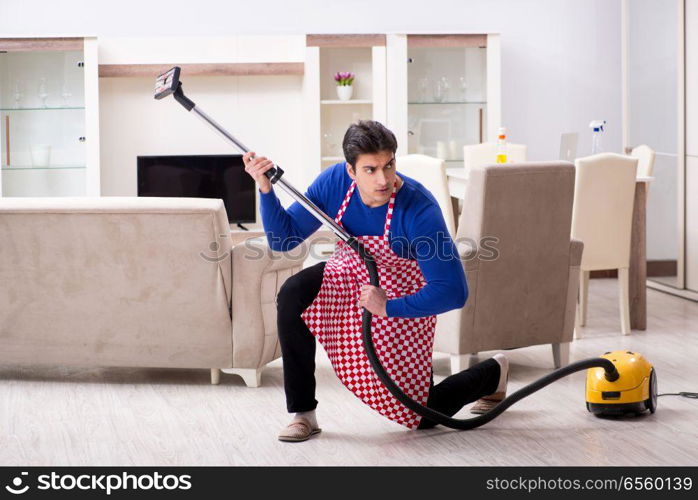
154, 66, 658, 428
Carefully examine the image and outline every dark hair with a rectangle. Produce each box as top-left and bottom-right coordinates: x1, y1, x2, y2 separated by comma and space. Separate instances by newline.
342, 120, 398, 169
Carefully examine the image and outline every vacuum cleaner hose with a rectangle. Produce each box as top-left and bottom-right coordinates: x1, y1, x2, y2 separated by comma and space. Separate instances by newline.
349, 236, 620, 430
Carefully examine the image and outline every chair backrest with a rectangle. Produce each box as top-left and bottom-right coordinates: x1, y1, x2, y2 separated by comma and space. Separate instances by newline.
455, 162, 576, 344
559, 132, 579, 162
572, 153, 638, 270
630, 144, 656, 178
396, 154, 455, 235
463, 142, 527, 175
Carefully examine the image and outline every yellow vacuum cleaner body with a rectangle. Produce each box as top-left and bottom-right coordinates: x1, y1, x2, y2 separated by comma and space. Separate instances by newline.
586, 350, 656, 416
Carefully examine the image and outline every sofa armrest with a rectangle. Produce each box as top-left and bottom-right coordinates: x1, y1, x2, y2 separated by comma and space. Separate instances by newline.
230, 231, 266, 246
230, 239, 308, 370
231, 230, 338, 258
305, 230, 339, 245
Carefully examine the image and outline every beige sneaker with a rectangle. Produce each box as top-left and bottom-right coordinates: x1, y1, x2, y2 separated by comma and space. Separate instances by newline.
470, 391, 506, 414
277, 417, 322, 442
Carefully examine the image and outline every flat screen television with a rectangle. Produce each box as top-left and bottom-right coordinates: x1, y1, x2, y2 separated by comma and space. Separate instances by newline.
137, 154, 255, 224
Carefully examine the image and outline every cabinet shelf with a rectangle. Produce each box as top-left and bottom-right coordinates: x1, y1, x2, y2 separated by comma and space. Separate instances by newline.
98, 62, 304, 78
1, 106, 85, 111
3, 165, 86, 171
408, 101, 486, 105
321, 99, 372, 105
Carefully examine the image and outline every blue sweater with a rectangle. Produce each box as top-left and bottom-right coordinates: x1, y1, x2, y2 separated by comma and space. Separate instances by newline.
259, 162, 467, 318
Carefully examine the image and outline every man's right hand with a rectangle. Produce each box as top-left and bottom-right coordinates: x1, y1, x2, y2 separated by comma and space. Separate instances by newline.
243, 151, 274, 194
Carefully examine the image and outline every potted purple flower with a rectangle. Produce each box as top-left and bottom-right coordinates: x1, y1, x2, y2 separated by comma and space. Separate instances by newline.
334, 71, 355, 101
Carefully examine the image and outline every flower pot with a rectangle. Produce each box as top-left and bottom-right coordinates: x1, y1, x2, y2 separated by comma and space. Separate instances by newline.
336, 85, 353, 101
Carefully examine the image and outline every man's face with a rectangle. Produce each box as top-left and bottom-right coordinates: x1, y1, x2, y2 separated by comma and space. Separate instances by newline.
346, 151, 397, 208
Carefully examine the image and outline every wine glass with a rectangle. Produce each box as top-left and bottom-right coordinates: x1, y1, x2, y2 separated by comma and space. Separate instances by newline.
38, 77, 48, 108
433, 76, 450, 103
61, 83, 72, 107
459, 76, 468, 101
12, 80, 22, 109
417, 77, 429, 102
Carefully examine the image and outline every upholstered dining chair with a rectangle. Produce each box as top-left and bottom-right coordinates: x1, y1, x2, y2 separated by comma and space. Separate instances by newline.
629, 144, 656, 178
572, 153, 638, 335
434, 162, 582, 373
397, 154, 456, 236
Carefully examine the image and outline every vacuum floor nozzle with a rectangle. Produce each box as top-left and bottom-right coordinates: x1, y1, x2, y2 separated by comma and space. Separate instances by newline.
154, 67, 181, 100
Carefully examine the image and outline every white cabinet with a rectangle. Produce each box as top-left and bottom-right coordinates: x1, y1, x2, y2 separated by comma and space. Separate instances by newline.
303, 35, 387, 187
623, 0, 698, 299
626, 0, 681, 287
685, 0, 698, 292
0, 37, 100, 197
686, 0, 698, 157
624, 0, 698, 296
303, 33, 502, 184
386, 34, 501, 160
684, 0, 698, 292
686, 155, 698, 291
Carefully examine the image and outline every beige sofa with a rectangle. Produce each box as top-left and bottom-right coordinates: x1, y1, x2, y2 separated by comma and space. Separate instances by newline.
435, 163, 582, 373
0, 197, 306, 387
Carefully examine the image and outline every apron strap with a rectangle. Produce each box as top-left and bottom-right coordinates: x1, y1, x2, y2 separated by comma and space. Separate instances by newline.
383, 181, 398, 238
335, 181, 357, 224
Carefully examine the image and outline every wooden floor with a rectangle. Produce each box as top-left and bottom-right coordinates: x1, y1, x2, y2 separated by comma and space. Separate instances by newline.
1, 278, 697, 466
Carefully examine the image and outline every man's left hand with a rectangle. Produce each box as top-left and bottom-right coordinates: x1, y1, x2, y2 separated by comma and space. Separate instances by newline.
359, 284, 388, 317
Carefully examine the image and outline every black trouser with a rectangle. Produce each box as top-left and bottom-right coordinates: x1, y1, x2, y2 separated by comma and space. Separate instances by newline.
276, 262, 501, 429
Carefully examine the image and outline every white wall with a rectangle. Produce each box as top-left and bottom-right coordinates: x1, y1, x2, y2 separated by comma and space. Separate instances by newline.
98, 74, 303, 199
96, 36, 305, 215
0, 0, 624, 165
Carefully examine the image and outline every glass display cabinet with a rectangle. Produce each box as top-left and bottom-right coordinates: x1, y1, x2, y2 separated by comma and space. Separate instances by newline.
387, 33, 501, 161
0, 37, 100, 197
304, 34, 387, 184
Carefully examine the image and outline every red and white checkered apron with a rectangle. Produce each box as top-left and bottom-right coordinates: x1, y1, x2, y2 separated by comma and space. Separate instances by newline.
301, 180, 436, 429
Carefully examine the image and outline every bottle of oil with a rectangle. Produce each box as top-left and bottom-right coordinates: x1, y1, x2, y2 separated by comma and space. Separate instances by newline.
496, 127, 508, 164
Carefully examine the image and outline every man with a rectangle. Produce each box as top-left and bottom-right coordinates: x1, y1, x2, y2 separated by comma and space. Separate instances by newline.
243, 120, 508, 442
